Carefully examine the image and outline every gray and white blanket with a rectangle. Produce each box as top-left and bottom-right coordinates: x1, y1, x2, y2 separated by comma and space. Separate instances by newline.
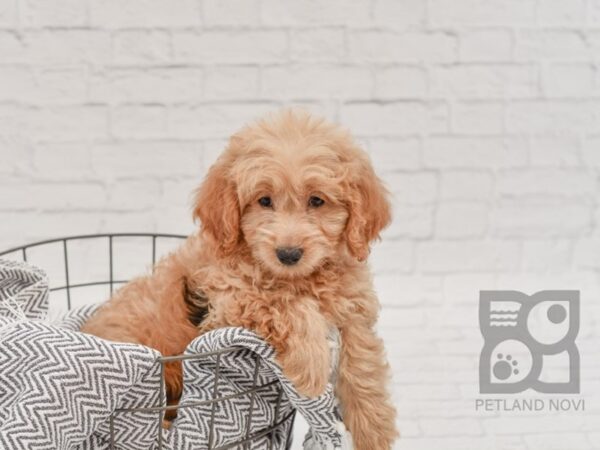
0, 259, 353, 450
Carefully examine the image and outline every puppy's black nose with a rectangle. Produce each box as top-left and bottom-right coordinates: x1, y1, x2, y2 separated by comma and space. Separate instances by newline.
276, 247, 303, 265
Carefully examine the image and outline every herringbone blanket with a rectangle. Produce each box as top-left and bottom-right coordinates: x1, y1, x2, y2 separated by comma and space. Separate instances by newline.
0, 259, 352, 450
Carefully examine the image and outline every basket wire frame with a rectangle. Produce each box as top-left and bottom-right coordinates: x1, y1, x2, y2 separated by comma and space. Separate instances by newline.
0, 233, 296, 450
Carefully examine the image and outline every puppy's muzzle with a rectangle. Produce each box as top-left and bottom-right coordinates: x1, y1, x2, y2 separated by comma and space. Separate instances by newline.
276, 247, 304, 265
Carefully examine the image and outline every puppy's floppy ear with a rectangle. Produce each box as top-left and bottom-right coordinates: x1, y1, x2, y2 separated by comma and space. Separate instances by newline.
344, 158, 391, 261
192, 156, 241, 256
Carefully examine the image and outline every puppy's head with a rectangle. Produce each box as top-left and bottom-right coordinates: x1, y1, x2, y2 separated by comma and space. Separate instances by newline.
193, 110, 391, 277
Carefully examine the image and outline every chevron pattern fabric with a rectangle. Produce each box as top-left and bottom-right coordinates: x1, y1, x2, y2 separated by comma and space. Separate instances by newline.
0, 259, 48, 321
0, 259, 352, 450
168, 327, 353, 450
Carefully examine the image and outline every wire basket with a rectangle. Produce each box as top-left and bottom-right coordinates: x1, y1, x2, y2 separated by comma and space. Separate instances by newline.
0, 233, 296, 450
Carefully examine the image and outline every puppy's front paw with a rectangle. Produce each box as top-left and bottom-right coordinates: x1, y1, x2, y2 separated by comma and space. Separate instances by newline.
279, 342, 330, 398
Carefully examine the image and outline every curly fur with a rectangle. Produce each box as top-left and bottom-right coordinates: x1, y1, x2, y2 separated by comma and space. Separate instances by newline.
81, 110, 398, 449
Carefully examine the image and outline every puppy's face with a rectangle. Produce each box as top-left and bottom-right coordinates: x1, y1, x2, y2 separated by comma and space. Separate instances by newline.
237, 150, 350, 277
194, 111, 391, 278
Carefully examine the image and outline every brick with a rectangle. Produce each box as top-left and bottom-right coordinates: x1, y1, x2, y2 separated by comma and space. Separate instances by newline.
420, 418, 482, 437
384, 204, 434, 238
435, 202, 488, 238
530, 136, 581, 167
25, 31, 112, 65
168, 103, 275, 139
0, 0, 17, 27
340, 102, 449, 136
90, 68, 203, 103
20, 0, 86, 26
541, 64, 595, 98
348, 31, 458, 63
100, 211, 158, 234
524, 433, 591, 450
260, 0, 370, 26
482, 416, 586, 435
363, 137, 421, 172
417, 240, 520, 272
395, 419, 420, 438
382, 337, 437, 359
537, 0, 586, 25
110, 106, 168, 139
155, 206, 197, 235
205, 66, 260, 100
589, 0, 600, 22
521, 239, 573, 272
491, 200, 592, 237
452, 102, 504, 134
440, 171, 493, 200
496, 169, 595, 198
507, 101, 600, 133
588, 31, 600, 60
35, 68, 88, 104
375, 276, 422, 308
429, 0, 536, 26
442, 274, 497, 304
430, 65, 537, 99
0, 106, 22, 140
386, 172, 437, 205
173, 31, 287, 64
0, 140, 31, 176
106, 180, 162, 211
90, 0, 200, 27
0, 182, 106, 211
0, 32, 24, 63
582, 136, 600, 168
0, 67, 36, 103
0, 67, 87, 105
113, 31, 171, 64
397, 383, 462, 400
459, 30, 512, 62
0, 212, 103, 246
370, 240, 414, 274
372, 0, 426, 28
204, 0, 260, 26
398, 436, 507, 450
262, 66, 372, 100
424, 137, 528, 169
290, 29, 345, 62
374, 66, 428, 99
22, 106, 109, 142
161, 178, 200, 207
515, 31, 590, 62
202, 139, 229, 168
375, 274, 443, 308
91, 141, 202, 178
33, 142, 93, 179
573, 238, 600, 269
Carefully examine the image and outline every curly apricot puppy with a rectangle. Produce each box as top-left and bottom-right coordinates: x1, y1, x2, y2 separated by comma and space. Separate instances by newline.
81, 110, 398, 449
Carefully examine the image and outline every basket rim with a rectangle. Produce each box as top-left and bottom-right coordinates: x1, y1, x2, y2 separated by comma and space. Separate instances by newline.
0, 232, 187, 257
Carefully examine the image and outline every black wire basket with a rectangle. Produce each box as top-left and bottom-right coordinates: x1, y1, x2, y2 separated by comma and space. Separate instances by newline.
0, 233, 296, 450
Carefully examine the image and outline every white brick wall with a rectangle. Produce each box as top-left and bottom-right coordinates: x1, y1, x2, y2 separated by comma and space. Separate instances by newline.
1, 1, 600, 448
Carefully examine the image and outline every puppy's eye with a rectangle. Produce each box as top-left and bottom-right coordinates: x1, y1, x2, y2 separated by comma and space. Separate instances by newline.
308, 196, 325, 208
258, 196, 273, 208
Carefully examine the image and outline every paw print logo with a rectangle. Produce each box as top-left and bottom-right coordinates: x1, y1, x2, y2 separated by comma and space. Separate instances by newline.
494, 354, 519, 380
479, 291, 579, 394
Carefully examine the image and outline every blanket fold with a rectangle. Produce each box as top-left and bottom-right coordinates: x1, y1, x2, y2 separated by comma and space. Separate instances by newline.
0, 259, 352, 450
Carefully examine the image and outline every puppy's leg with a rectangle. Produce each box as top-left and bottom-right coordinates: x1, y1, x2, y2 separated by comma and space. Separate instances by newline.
204, 296, 330, 398
337, 325, 397, 450
274, 299, 331, 398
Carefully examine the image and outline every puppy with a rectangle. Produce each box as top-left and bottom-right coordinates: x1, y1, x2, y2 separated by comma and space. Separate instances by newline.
81, 110, 398, 449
